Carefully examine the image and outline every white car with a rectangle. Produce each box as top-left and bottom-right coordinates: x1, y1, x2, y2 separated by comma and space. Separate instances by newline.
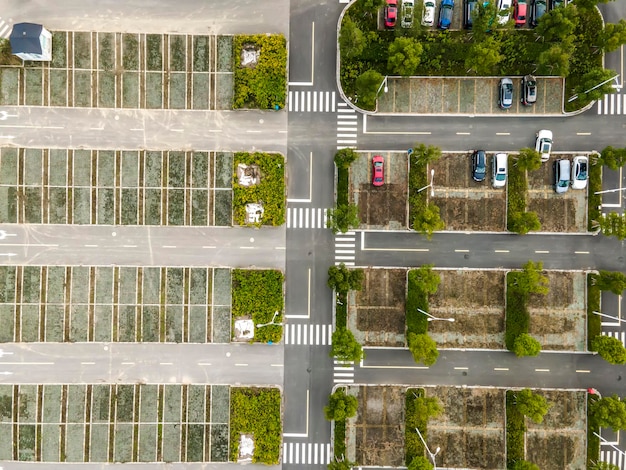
422, 0, 436, 26
570, 156, 588, 189
497, 0, 512, 24
492, 153, 508, 188
535, 129, 553, 162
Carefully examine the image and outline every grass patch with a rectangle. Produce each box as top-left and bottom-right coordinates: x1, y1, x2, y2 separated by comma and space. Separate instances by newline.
333, 418, 346, 461
588, 158, 602, 231
232, 269, 284, 343
406, 270, 430, 336
505, 390, 526, 468
233, 34, 287, 109
229, 387, 282, 464
337, 166, 349, 206
507, 156, 527, 228
233, 152, 285, 227
587, 273, 601, 351
504, 272, 530, 350
336, 291, 347, 329
408, 153, 428, 226
404, 388, 426, 464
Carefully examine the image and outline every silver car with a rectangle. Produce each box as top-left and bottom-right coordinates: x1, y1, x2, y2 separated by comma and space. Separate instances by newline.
498, 78, 513, 109
554, 159, 570, 194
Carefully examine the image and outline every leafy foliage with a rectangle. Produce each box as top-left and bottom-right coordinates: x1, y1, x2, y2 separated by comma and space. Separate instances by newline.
513, 388, 551, 423
336, 291, 348, 329
589, 395, 626, 432
514, 260, 549, 295
589, 462, 621, 470
328, 458, 356, 470
229, 387, 282, 464
592, 335, 626, 364
599, 145, 626, 171
512, 333, 541, 357
340, 17, 366, 59
506, 390, 526, 468
465, 35, 503, 75
232, 269, 284, 343
406, 265, 440, 337
588, 154, 603, 231
325, 388, 358, 421
597, 213, 626, 240
535, 8, 578, 42
413, 203, 445, 239
408, 144, 443, 237
233, 152, 285, 226
574, 67, 619, 103
335, 148, 359, 170
408, 456, 435, 470
331, 327, 364, 363
593, 270, 626, 295
588, 273, 602, 350
328, 264, 365, 294
597, 19, 626, 52
507, 155, 541, 234
408, 332, 439, 365
511, 460, 540, 470
327, 204, 360, 234
405, 388, 442, 464
233, 35, 286, 109
388, 37, 423, 76
333, 419, 347, 462
356, 69, 384, 110
514, 148, 542, 172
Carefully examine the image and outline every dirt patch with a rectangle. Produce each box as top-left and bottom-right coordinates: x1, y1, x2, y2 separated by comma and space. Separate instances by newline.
525, 390, 587, 470
349, 386, 405, 467
350, 269, 407, 347
527, 271, 587, 351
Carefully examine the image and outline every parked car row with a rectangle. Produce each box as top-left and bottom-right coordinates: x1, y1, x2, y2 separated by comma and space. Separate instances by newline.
471, 150, 508, 188
498, 75, 537, 109
554, 156, 588, 193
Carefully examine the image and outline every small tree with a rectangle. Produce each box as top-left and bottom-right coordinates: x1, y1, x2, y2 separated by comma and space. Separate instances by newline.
407, 333, 439, 365
534, 8, 577, 42
597, 19, 626, 52
339, 17, 365, 59
600, 146, 626, 171
511, 461, 541, 470
576, 68, 618, 103
597, 213, 626, 240
592, 335, 626, 364
512, 333, 541, 357
594, 270, 626, 295
411, 143, 442, 169
327, 204, 360, 234
408, 456, 434, 470
324, 388, 358, 421
589, 395, 626, 432
334, 148, 358, 169
513, 388, 551, 423
411, 264, 441, 295
327, 264, 364, 293
514, 148, 542, 171
331, 327, 364, 363
355, 69, 384, 109
388, 37, 423, 76
465, 35, 503, 75
413, 203, 445, 239
509, 211, 541, 235
512, 260, 549, 295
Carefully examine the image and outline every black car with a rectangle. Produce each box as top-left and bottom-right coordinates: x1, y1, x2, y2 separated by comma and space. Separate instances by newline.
464, 0, 478, 28
530, 0, 546, 26
472, 150, 487, 182
521, 75, 537, 106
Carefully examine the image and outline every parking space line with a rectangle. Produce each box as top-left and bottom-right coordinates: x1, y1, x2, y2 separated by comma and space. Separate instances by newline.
454, 366, 468, 370
576, 132, 591, 136
159, 362, 173, 365
235, 363, 248, 367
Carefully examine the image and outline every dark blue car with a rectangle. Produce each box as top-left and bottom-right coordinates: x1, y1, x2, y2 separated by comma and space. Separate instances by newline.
438, 0, 455, 29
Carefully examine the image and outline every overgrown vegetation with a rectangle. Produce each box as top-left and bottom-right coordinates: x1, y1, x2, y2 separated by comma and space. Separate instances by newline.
233, 34, 287, 109
232, 269, 284, 343
588, 153, 603, 231
328, 264, 365, 360
588, 271, 626, 362
233, 152, 285, 226
340, 0, 615, 112
506, 389, 549, 469
408, 144, 444, 238
587, 393, 601, 468
330, 149, 360, 233
507, 154, 541, 234
333, 418, 347, 462
587, 273, 601, 350
325, 388, 358, 421
229, 387, 282, 464
505, 261, 548, 354
404, 388, 442, 465
406, 266, 441, 364
0, 39, 22, 66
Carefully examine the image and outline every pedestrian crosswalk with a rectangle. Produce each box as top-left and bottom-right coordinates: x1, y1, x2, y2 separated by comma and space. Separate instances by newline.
284, 324, 333, 345
602, 330, 626, 347
0, 18, 12, 39
282, 442, 332, 465
601, 449, 624, 469
288, 91, 336, 112
287, 207, 328, 229
335, 231, 356, 266
334, 359, 355, 383
597, 93, 626, 114
337, 102, 358, 150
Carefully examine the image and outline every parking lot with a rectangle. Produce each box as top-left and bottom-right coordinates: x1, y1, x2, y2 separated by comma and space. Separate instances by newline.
0, 148, 233, 226
0, 383, 230, 462
0, 266, 233, 343
431, 152, 507, 231
0, 31, 233, 110
377, 76, 563, 115
350, 152, 408, 230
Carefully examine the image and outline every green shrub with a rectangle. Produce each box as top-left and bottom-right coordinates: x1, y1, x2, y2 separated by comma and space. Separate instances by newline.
505, 272, 530, 350
588, 158, 602, 231
337, 166, 349, 206
229, 387, 282, 464
587, 396, 600, 468
506, 155, 538, 233
232, 269, 284, 343
587, 274, 601, 350
336, 291, 348, 329
506, 390, 526, 468
405, 388, 426, 464
233, 35, 287, 109
406, 266, 440, 336
334, 418, 347, 461
233, 152, 285, 226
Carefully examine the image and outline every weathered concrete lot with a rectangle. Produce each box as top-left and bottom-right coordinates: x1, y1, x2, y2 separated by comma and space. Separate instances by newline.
431, 152, 507, 231
377, 77, 563, 115
0, 31, 234, 109
0, 266, 233, 343
0, 383, 230, 462
0, 148, 233, 226
350, 152, 408, 230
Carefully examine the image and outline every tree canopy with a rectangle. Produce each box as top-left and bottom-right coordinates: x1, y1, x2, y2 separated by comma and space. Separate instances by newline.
513, 388, 551, 423
512, 333, 541, 357
589, 395, 626, 432
327, 204, 360, 234
592, 335, 626, 365
328, 264, 365, 293
388, 37, 423, 76
331, 327, 364, 363
512, 260, 549, 295
408, 333, 439, 365
324, 388, 358, 421
514, 148, 542, 171
355, 69, 384, 109
594, 270, 626, 295
408, 455, 435, 470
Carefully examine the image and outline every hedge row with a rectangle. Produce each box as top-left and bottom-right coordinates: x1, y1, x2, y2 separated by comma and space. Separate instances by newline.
336, 291, 348, 329
587, 395, 600, 467
587, 273, 601, 351
588, 159, 602, 231
406, 270, 431, 336
505, 391, 526, 468
504, 272, 530, 351
233, 152, 285, 227
506, 155, 528, 232
334, 418, 347, 461
233, 34, 287, 110
408, 154, 428, 227
337, 166, 349, 206
404, 388, 426, 464
232, 269, 284, 343
229, 387, 282, 464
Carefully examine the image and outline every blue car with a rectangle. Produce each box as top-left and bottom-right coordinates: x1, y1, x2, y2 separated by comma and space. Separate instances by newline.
438, 0, 455, 29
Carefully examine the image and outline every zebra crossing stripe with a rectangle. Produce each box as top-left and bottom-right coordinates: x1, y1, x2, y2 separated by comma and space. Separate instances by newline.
286, 207, 329, 229
282, 442, 331, 465
284, 324, 333, 345
288, 91, 337, 112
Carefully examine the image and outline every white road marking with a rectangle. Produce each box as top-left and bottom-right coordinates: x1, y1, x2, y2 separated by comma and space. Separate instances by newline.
535, 250, 549, 254
535, 368, 550, 372
576, 369, 590, 373
455, 249, 469, 253
575, 251, 590, 254
494, 367, 509, 371
235, 363, 248, 367
494, 250, 509, 253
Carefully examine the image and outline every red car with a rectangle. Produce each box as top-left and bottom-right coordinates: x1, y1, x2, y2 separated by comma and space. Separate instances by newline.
385, 0, 398, 28
372, 155, 384, 186
514, 0, 527, 26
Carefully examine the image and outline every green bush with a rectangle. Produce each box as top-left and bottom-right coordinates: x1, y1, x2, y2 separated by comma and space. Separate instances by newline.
229, 387, 282, 464
336, 291, 348, 329
405, 388, 426, 464
406, 266, 440, 336
232, 269, 284, 343
337, 166, 349, 206
506, 390, 526, 468
334, 418, 347, 461
588, 274, 601, 350
588, 157, 602, 231
233, 35, 287, 109
233, 152, 285, 226
506, 155, 541, 234
505, 272, 530, 350
587, 396, 600, 468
